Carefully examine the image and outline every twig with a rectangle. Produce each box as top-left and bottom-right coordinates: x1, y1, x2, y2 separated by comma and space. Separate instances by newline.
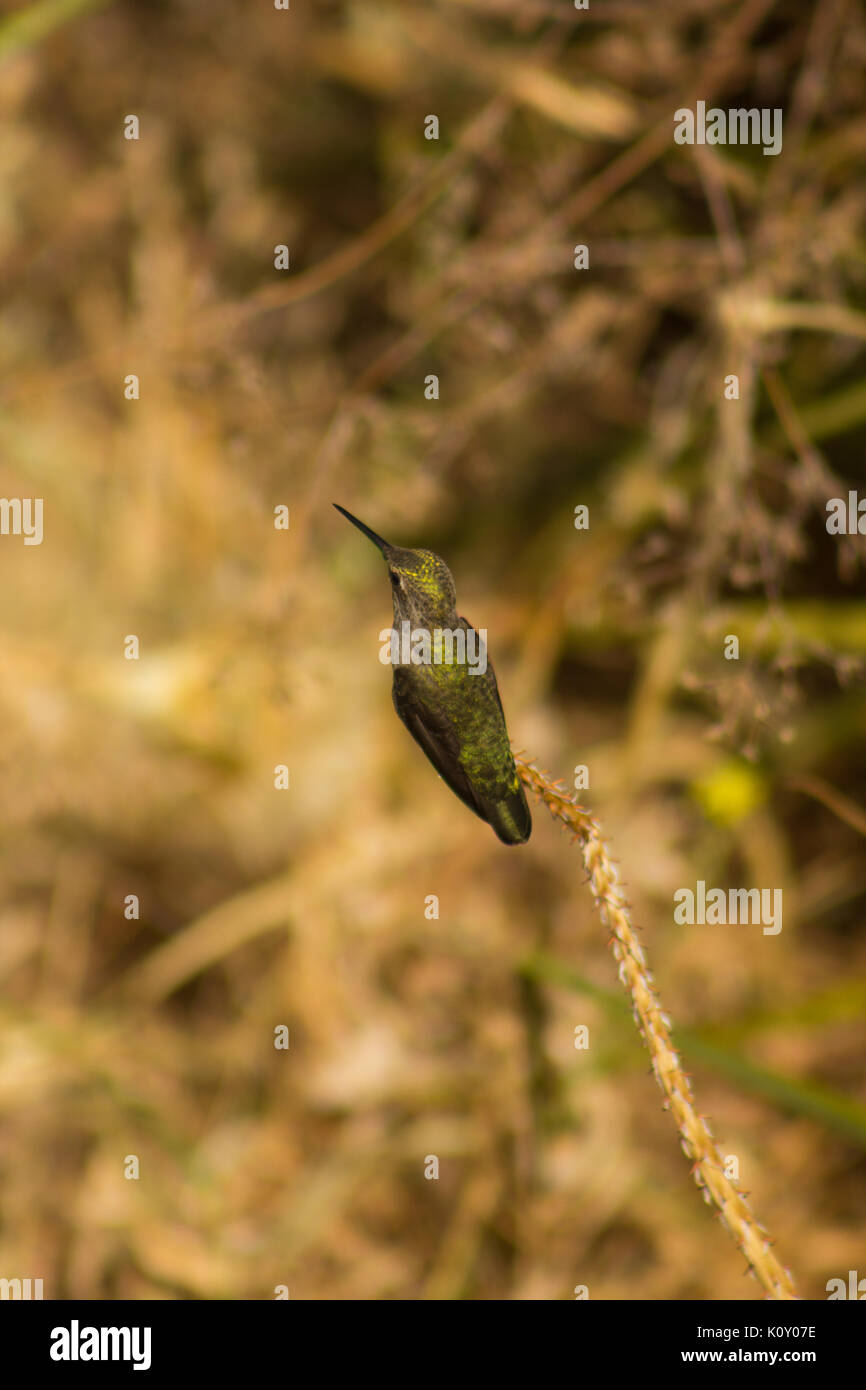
516, 754, 798, 1300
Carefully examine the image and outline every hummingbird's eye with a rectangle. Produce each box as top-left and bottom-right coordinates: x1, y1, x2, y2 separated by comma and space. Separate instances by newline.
389, 570, 401, 587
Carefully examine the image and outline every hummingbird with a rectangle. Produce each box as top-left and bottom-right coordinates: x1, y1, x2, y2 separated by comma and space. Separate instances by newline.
335, 504, 531, 846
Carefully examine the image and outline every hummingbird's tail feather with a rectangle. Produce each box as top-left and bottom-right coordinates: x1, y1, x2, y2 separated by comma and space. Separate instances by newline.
486, 785, 532, 845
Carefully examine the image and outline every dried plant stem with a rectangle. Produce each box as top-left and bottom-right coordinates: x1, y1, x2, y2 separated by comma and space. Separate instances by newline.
516, 755, 798, 1300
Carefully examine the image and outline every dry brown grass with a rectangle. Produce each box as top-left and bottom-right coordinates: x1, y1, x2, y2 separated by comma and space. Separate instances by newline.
518, 757, 798, 1298
0, 0, 864, 1300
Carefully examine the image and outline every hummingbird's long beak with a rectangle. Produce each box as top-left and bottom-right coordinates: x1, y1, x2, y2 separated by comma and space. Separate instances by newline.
333, 503, 391, 554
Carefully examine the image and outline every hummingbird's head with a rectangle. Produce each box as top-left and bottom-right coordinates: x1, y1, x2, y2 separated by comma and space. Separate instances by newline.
334, 505, 457, 626
385, 546, 457, 627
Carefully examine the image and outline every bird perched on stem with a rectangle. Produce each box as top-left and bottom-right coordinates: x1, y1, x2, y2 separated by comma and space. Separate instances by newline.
335, 504, 531, 845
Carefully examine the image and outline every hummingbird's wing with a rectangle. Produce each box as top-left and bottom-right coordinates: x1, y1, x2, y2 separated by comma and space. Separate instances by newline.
391, 676, 489, 823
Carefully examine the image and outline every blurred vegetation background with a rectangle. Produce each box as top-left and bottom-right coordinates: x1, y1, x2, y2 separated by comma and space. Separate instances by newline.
0, 0, 864, 1300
